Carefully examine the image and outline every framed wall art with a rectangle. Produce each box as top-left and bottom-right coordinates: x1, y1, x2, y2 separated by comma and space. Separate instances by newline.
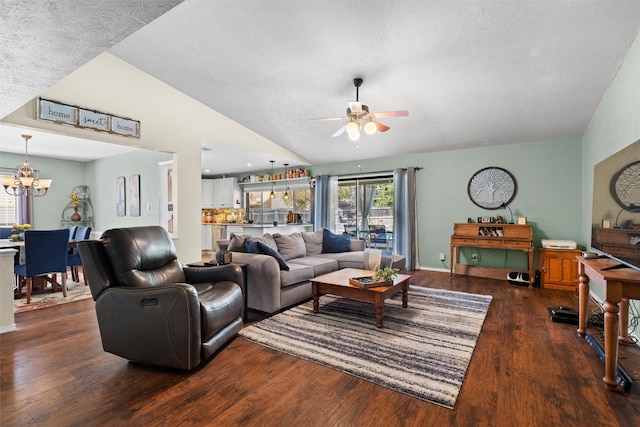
129, 174, 140, 217
610, 160, 640, 212
467, 166, 517, 210
116, 176, 126, 216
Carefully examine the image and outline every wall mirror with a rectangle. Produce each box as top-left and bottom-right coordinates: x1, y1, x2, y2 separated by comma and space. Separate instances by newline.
592, 139, 640, 270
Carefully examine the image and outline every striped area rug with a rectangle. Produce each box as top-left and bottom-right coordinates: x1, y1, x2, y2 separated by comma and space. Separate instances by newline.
239, 285, 492, 408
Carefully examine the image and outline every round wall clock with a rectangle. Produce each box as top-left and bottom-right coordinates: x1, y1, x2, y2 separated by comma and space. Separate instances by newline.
467, 166, 517, 210
610, 160, 640, 212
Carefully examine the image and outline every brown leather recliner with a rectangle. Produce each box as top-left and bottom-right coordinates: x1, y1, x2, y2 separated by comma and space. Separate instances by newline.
78, 226, 244, 371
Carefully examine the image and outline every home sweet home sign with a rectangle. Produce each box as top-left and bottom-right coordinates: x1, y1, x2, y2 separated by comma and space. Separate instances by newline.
37, 98, 140, 138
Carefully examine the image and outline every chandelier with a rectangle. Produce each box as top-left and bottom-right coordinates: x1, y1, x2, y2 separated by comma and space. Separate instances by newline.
1, 134, 52, 197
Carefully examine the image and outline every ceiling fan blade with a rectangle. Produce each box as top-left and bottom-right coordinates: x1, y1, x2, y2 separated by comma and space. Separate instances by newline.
332, 124, 347, 137
373, 121, 390, 132
371, 110, 409, 118
309, 116, 347, 121
348, 101, 362, 114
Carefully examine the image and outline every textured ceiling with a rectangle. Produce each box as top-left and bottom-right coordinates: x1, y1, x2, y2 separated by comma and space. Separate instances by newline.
1, 1, 639, 174
0, 0, 184, 119
109, 0, 640, 168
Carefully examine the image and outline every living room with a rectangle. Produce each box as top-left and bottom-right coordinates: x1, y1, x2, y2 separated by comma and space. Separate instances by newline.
1, 1, 640, 425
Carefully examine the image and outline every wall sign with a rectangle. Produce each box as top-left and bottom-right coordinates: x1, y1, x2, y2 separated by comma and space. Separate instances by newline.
37, 98, 140, 138
79, 109, 110, 131
38, 99, 77, 125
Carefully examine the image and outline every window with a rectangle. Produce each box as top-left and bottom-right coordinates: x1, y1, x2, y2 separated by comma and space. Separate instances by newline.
337, 176, 393, 240
0, 183, 18, 226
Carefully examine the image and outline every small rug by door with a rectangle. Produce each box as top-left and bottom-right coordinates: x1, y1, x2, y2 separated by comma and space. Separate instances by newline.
14, 280, 93, 313
239, 286, 492, 408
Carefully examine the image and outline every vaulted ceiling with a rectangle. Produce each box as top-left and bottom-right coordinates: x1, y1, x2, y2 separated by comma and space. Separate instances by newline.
2, 1, 639, 174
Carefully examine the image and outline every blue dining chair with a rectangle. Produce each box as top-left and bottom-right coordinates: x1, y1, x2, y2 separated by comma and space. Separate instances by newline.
65, 225, 78, 254
67, 226, 92, 284
0, 227, 13, 239
14, 229, 70, 304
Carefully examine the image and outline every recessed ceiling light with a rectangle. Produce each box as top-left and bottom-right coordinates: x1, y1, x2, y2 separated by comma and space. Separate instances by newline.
247, 163, 252, 167
204, 169, 210, 173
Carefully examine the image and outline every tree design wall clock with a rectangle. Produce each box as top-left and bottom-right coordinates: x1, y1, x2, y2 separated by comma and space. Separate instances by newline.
468, 166, 517, 209
610, 160, 640, 212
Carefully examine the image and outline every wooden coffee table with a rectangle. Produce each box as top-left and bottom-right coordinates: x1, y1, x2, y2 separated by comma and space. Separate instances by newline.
311, 268, 411, 328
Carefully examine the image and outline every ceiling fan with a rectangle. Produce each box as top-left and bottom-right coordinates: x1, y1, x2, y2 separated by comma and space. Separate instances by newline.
310, 78, 409, 141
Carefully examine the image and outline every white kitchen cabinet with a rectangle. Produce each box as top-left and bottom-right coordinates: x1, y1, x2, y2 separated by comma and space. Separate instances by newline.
202, 179, 215, 208
212, 177, 241, 208
202, 224, 213, 251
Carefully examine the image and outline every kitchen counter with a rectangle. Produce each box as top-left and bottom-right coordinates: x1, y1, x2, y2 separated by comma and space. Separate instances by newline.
203, 223, 314, 240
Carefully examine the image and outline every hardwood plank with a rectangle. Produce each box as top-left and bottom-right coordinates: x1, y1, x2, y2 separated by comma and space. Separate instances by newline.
1, 270, 639, 426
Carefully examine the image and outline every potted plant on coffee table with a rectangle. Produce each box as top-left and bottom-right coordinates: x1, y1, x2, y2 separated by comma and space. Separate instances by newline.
374, 267, 400, 285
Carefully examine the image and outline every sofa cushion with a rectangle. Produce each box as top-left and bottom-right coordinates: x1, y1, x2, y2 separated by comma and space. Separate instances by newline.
230, 233, 278, 252
322, 228, 351, 253
273, 232, 306, 260
244, 239, 289, 271
302, 229, 324, 255
279, 263, 314, 288
289, 256, 339, 277
316, 251, 367, 270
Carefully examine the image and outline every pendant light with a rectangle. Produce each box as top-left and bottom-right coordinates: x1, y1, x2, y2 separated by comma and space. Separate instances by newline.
269, 160, 276, 199
283, 163, 290, 200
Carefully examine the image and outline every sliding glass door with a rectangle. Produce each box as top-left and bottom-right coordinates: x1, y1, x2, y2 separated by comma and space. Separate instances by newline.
337, 176, 393, 247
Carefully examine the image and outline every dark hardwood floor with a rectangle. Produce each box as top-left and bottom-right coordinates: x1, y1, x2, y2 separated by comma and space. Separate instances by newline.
2, 270, 640, 426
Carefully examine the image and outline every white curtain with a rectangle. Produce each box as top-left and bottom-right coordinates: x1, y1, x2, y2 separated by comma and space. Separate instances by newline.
393, 167, 418, 270
313, 175, 338, 231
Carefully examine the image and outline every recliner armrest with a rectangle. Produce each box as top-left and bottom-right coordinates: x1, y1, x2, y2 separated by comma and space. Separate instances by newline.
183, 263, 242, 286
184, 264, 245, 300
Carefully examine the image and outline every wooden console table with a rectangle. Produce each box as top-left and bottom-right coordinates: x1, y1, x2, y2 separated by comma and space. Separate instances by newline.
450, 223, 534, 285
576, 256, 640, 390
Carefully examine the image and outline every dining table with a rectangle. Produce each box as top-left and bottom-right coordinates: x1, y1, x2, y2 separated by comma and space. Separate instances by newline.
0, 238, 78, 295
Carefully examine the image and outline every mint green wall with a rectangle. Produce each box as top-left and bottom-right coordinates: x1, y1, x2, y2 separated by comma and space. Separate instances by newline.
1, 152, 86, 229
581, 32, 640, 305
1, 150, 171, 234
85, 150, 172, 235
313, 137, 582, 271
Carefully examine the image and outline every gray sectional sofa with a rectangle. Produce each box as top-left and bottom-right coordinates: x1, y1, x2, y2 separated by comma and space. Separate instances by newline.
217, 228, 406, 314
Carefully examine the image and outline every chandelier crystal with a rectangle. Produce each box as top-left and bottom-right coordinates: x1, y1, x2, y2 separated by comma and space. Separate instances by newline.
1, 134, 52, 197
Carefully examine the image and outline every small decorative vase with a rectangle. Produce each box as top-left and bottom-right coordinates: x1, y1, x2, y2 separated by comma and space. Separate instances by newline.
71, 207, 81, 222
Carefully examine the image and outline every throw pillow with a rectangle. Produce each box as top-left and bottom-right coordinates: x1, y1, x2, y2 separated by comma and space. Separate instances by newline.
244, 239, 289, 271
227, 233, 247, 252
302, 229, 323, 255
273, 232, 306, 260
322, 228, 351, 253
253, 233, 278, 251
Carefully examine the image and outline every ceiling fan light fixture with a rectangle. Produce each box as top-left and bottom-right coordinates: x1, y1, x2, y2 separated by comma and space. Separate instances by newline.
348, 129, 360, 141
364, 120, 377, 135
345, 120, 359, 135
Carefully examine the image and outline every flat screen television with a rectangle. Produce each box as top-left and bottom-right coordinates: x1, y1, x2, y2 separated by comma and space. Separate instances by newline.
591, 139, 640, 271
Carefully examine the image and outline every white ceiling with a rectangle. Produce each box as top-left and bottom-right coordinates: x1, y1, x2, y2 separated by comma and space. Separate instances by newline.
2, 1, 640, 174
